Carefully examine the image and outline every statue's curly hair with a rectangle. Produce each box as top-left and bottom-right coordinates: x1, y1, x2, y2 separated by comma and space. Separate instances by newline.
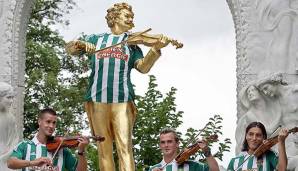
105, 2, 134, 28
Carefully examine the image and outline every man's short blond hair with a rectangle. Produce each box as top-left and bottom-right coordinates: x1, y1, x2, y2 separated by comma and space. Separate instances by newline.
105, 2, 134, 28
160, 128, 180, 143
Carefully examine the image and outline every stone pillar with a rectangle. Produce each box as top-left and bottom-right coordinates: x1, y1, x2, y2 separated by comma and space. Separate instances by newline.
0, 0, 34, 170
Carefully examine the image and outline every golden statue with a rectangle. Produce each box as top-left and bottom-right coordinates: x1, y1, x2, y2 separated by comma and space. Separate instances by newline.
65, 2, 182, 171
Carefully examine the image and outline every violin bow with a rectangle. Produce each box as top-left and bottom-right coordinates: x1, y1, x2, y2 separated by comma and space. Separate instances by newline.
51, 131, 70, 162
159, 124, 209, 169
91, 28, 152, 54
233, 125, 281, 171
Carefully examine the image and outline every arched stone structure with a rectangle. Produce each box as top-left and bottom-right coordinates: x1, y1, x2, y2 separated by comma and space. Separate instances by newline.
0, 0, 34, 138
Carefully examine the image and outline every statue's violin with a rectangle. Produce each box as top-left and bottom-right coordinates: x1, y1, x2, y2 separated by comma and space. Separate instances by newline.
66, 28, 183, 55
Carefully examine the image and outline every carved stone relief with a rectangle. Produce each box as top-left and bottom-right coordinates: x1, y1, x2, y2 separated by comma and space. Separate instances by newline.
235, 73, 298, 170
0, 82, 18, 171
228, 0, 298, 170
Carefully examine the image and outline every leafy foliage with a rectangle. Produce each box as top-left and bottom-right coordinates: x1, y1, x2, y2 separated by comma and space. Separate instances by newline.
24, 0, 89, 138
133, 75, 183, 170
182, 115, 232, 162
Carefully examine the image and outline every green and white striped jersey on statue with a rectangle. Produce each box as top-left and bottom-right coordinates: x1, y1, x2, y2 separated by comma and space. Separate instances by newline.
10, 135, 77, 171
227, 151, 278, 171
149, 160, 209, 171
84, 32, 143, 103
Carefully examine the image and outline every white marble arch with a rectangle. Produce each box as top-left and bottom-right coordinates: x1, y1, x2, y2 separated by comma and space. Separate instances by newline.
0, 0, 34, 138
0, 1, 34, 169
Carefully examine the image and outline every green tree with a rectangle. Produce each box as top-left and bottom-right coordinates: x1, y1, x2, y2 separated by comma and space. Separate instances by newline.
132, 75, 231, 171
24, 0, 89, 138
133, 75, 183, 170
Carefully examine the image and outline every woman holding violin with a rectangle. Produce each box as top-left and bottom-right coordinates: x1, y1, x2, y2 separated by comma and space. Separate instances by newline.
65, 2, 182, 171
228, 122, 288, 171
149, 128, 219, 171
7, 108, 90, 171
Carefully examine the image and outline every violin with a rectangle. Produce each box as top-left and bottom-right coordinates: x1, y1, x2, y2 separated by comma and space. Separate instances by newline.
66, 28, 183, 55
175, 134, 218, 165
46, 135, 105, 152
254, 127, 298, 157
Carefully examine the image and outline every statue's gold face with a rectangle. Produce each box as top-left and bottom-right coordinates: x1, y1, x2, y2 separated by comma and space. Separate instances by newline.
115, 9, 134, 32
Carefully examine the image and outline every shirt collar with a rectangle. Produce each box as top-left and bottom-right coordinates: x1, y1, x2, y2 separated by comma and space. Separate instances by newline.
161, 158, 178, 166
32, 133, 46, 146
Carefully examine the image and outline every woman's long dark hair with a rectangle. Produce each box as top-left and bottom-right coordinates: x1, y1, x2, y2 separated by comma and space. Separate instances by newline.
241, 122, 267, 151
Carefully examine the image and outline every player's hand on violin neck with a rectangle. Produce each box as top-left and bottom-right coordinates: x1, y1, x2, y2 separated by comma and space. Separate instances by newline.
152, 35, 170, 50
278, 128, 289, 142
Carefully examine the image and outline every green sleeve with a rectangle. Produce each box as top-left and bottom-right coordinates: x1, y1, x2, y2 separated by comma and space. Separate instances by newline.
83, 34, 101, 59
187, 161, 209, 171
227, 158, 235, 171
63, 148, 78, 171
10, 141, 27, 159
148, 163, 162, 171
130, 45, 144, 67
84, 34, 99, 45
267, 151, 278, 170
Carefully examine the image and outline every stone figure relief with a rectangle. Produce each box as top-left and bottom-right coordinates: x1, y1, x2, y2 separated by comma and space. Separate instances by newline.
258, 0, 298, 72
236, 73, 298, 170
257, 73, 298, 171
0, 82, 18, 171
235, 81, 282, 153
256, 0, 298, 73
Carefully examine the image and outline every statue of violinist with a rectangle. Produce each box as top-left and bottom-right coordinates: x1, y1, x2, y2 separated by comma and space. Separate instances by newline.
7, 108, 90, 171
228, 122, 289, 171
149, 128, 220, 171
65, 2, 182, 171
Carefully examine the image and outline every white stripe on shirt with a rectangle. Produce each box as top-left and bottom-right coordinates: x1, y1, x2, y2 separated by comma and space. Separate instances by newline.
92, 36, 105, 101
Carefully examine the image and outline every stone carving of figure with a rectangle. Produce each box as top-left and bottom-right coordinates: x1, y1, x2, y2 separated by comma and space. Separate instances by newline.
257, 73, 298, 170
0, 82, 18, 170
235, 82, 281, 153
257, 0, 298, 72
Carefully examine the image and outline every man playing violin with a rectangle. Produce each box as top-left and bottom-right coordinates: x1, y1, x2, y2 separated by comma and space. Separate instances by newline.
228, 122, 288, 171
149, 128, 220, 171
7, 108, 89, 171
65, 2, 173, 171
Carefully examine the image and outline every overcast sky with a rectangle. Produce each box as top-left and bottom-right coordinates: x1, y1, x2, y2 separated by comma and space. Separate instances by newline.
58, 0, 237, 167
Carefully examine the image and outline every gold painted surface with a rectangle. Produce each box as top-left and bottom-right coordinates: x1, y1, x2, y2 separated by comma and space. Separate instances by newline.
85, 101, 136, 171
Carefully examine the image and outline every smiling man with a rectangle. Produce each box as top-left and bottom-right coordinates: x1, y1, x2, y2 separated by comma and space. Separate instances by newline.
7, 108, 89, 171
149, 128, 219, 171
228, 122, 288, 171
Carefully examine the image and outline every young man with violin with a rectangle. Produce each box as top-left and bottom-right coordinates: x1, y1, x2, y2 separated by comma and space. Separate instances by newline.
64, 2, 181, 171
7, 108, 89, 171
149, 128, 220, 171
228, 122, 288, 171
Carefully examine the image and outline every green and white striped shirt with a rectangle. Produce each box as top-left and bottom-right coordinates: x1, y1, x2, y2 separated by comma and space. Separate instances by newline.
149, 159, 209, 171
10, 135, 77, 171
84, 32, 143, 103
227, 151, 278, 171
